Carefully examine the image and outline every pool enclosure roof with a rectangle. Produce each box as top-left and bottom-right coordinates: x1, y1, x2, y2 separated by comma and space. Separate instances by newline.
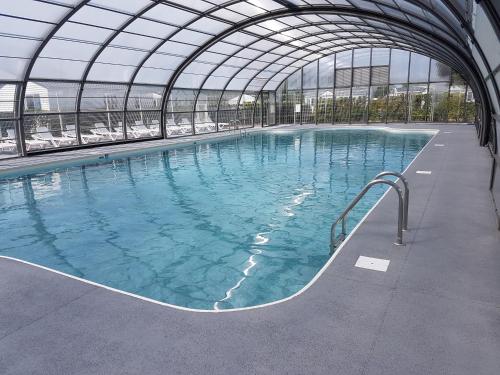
1, 1, 498, 141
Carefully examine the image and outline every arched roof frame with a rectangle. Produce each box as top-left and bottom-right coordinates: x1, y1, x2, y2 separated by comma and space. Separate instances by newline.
158, 5, 494, 146
5, 0, 496, 152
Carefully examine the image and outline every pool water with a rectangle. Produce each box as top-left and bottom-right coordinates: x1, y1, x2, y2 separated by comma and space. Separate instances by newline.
0, 129, 432, 310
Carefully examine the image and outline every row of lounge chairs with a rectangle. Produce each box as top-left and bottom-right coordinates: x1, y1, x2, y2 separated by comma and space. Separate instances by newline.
1, 119, 245, 153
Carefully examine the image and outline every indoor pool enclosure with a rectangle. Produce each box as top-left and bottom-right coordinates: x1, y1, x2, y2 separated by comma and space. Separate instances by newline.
0, 1, 498, 310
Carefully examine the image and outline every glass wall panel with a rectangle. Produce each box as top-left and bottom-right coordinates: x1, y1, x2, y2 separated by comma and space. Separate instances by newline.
429, 59, 451, 82
267, 92, 276, 126
371, 48, 390, 66
238, 92, 257, 128
317, 89, 333, 124
353, 48, 371, 67
287, 70, 301, 90
0, 120, 18, 157
125, 111, 161, 138
335, 69, 352, 88
127, 85, 163, 111
409, 53, 430, 83
408, 84, 429, 122
464, 88, 476, 123
24, 113, 79, 151
353, 68, 370, 86
165, 89, 197, 137
303, 61, 318, 89
25, 81, 79, 114
334, 88, 351, 123
387, 84, 408, 122
318, 55, 335, 88
195, 90, 220, 134
336, 50, 352, 68
302, 89, 317, 124
390, 49, 410, 83
0, 83, 19, 156
368, 85, 389, 123
447, 73, 466, 122
351, 87, 369, 123
428, 82, 450, 122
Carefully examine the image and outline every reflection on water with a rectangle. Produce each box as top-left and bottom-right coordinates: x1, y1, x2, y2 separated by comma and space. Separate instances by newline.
0, 129, 431, 309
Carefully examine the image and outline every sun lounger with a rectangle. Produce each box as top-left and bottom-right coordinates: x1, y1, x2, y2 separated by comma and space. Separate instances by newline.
90, 123, 124, 141
7, 129, 48, 151
32, 126, 76, 147
62, 125, 103, 144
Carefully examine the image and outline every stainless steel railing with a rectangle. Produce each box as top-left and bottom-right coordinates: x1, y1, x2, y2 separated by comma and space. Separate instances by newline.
374, 171, 409, 230
330, 172, 408, 253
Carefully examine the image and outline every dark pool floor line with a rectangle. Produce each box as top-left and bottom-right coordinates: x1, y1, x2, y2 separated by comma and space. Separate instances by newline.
1, 124, 499, 375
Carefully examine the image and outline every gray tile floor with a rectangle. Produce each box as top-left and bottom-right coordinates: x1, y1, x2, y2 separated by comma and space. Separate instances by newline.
0, 124, 499, 375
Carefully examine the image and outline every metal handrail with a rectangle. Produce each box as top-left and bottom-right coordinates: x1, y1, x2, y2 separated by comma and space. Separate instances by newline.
330, 179, 405, 253
374, 171, 409, 230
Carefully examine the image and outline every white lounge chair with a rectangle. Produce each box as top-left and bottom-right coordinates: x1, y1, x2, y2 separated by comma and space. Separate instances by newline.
131, 123, 158, 137
7, 129, 48, 151
63, 125, 103, 144
195, 122, 216, 133
91, 123, 123, 141
33, 126, 76, 147
0, 135, 17, 153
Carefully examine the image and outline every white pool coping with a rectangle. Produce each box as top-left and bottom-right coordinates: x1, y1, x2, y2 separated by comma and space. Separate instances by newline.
0, 126, 439, 313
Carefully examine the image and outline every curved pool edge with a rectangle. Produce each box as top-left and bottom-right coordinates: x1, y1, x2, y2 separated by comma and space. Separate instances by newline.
0, 127, 439, 313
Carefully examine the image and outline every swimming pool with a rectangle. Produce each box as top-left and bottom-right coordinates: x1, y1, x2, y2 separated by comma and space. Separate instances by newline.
0, 128, 432, 310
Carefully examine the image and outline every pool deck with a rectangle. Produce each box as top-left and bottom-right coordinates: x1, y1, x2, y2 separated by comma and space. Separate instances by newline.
1, 123, 499, 374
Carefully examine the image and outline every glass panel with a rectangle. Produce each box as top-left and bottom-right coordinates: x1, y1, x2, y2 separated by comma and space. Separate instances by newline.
25, 81, 79, 114
318, 55, 335, 88
127, 85, 163, 110
335, 69, 352, 88
409, 53, 430, 83
79, 112, 125, 143
302, 89, 317, 124
0, 83, 18, 119
390, 49, 410, 83
166, 89, 197, 113
429, 59, 451, 82
317, 89, 333, 124
287, 70, 301, 90
448, 83, 466, 122
302, 61, 318, 89
371, 66, 389, 85
353, 48, 371, 67
164, 111, 193, 137
80, 83, 127, 111
335, 50, 352, 68
125, 111, 161, 138
387, 84, 408, 122
428, 82, 450, 122
353, 68, 370, 86
368, 85, 388, 123
350, 87, 369, 123
238, 91, 257, 128
464, 88, 476, 123
371, 48, 390, 66
23, 113, 78, 151
408, 84, 429, 122
0, 120, 18, 158
334, 88, 351, 123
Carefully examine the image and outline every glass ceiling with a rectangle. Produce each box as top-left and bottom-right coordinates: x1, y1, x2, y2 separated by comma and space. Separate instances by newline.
0, 0, 477, 91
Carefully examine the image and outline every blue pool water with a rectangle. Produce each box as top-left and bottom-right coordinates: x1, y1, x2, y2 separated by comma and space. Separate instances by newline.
0, 129, 431, 310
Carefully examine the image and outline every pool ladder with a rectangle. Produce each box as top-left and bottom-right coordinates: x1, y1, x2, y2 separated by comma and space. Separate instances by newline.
330, 171, 409, 254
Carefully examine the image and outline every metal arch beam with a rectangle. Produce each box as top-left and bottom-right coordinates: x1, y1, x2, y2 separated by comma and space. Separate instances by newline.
17, 0, 90, 156
160, 7, 480, 120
